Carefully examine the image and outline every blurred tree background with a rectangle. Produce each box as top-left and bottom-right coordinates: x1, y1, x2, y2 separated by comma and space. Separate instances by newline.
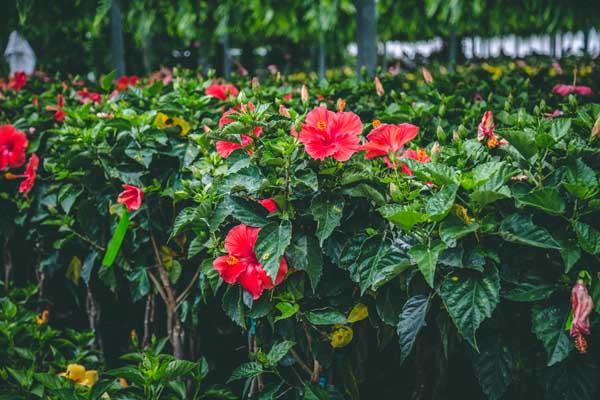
1, 0, 599, 77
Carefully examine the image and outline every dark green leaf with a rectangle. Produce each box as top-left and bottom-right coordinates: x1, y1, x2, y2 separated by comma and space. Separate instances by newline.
499, 214, 561, 249
254, 220, 292, 281
472, 337, 513, 400
532, 305, 572, 366
408, 241, 447, 287
397, 295, 430, 364
311, 197, 344, 245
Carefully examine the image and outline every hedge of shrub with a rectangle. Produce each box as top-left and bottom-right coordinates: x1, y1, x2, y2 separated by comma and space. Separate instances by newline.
1, 59, 600, 399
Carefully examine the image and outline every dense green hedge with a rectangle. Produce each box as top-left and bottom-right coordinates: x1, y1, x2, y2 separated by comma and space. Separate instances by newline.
1, 58, 600, 399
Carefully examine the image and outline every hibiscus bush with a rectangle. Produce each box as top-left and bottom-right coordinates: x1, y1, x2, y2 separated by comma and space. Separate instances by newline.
1, 58, 600, 399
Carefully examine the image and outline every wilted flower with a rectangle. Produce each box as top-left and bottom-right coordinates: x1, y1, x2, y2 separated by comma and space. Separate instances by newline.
46, 95, 65, 123
154, 112, 190, 136
76, 89, 102, 104
35, 309, 49, 326
336, 98, 346, 112
510, 174, 528, 181
117, 184, 144, 212
570, 279, 593, 354
299, 106, 363, 161
330, 325, 353, 348
251, 77, 260, 89
477, 111, 507, 148
543, 109, 563, 118
149, 67, 173, 86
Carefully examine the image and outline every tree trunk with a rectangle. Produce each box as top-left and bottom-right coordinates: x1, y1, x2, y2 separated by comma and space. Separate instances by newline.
515, 36, 520, 58
222, 15, 231, 79
583, 29, 590, 55
142, 36, 152, 74
3, 235, 12, 288
448, 25, 457, 69
354, 0, 377, 78
110, 0, 126, 76
471, 36, 476, 59
86, 285, 105, 358
318, 34, 326, 81
550, 34, 556, 58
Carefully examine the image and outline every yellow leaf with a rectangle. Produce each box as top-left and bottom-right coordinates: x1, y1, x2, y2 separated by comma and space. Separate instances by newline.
66, 256, 82, 286
347, 303, 369, 323
330, 325, 353, 348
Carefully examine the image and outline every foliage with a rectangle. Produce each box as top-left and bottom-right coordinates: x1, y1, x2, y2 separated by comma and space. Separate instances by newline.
1, 56, 600, 399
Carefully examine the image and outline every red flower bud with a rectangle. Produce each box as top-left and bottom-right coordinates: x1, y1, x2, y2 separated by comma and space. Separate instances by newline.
570, 279, 594, 354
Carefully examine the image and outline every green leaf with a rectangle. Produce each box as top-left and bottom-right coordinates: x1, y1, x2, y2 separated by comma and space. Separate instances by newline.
266, 341, 295, 365
439, 266, 500, 350
211, 196, 268, 229
503, 275, 557, 302
127, 268, 150, 302
222, 287, 245, 328
254, 220, 292, 281
564, 159, 598, 199
472, 337, 513, 400
501, 129, 537, 158
379, 205, 428, 230
408, 241, 447, 287
425, 184, 458, 221
275, 302, 299, 322
311, 197, 344, 245
164, 360, 198, 379
439, 219, 479, 248
58, 184, 81, 214
532, 305, 572, 366
306, 309, 347, 325
560, 242, 581, 273
340, 237, 411, 294
219, 165, 265, 194
102, 211, 130, 267
286, 234, 323, 292
397, 294, 430, 364
228, 362, 264, 382
572, 221, 600, 255
100, 71, 116, 91
516, 187, 566, 215
499, 214, 561, 249
544, 359, 599, 400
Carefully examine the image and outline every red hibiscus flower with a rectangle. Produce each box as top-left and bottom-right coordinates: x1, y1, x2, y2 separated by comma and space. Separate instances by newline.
216, 108, 262, 158
0, 124, 28, 170
8, 71, 27, 91
283, 92, 293, 101
117, 184, 144, 212
115, 76, 139, 92
77, 89, 102, 104
213, 224, 288, 299
477, 111, 508, 149
401, 148, 431, 175
552, 84, 593, 97
362, 123, 419, 168
205, 83, 239, 101
5, 154, 39, 196
570, 280, 594, 354
298, 106, 363, 161
259, 198, 278, 213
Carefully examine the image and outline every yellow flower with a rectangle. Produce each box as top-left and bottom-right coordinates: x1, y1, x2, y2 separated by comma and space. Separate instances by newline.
118, 377, 129, 388
59, 364, 99, 387
172, 117, 191, 136
35, 310, 49, 326
372, 119, 381, 128
154, 112, 171, 129
579, 65, 593, 77
481, 63, 503, 80
80, 370, 99, 387
60, 364, 86, 382
154, 113, 191, 136
347, 303, 369, 323
330, 325, 353, 348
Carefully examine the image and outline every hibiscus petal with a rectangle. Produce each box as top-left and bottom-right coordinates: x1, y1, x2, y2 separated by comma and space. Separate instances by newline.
213, 255, 246, 283
224, 224, 259, 259
216, 141, 243, 158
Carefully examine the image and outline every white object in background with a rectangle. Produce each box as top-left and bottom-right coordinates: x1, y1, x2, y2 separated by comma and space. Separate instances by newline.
4, 31, 36, 76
